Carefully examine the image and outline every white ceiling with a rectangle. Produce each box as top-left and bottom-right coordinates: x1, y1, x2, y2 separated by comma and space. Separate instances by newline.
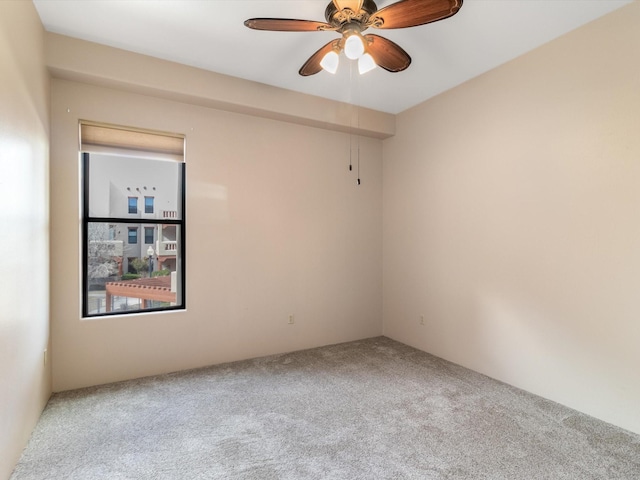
33, 0, 631, 114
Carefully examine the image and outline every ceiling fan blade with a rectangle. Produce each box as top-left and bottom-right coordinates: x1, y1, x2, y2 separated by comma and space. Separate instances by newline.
332, 0, 364, 12
244, 18, 335, 32
299, 40, 340, 76
370, 0, 462, 29
365, 34, 411, 72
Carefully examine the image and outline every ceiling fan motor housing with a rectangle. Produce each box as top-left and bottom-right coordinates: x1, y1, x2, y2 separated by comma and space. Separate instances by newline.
325, 0, 378, 31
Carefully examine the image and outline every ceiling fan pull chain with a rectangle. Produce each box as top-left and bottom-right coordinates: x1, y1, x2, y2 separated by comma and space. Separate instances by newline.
357, 140, 361, 186
349, 134, 353, 171
355, 66, 361, 186
349, 61, 354, 172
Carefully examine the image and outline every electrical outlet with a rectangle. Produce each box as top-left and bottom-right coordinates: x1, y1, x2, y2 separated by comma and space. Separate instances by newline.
288, 314, 295, 325
420, 315, 425, 326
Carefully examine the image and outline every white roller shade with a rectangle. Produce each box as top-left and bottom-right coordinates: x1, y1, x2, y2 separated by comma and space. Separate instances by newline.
80, 122, 185, 161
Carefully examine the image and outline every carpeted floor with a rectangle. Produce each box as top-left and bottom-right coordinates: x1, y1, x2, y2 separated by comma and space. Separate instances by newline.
10, 337, 640, 479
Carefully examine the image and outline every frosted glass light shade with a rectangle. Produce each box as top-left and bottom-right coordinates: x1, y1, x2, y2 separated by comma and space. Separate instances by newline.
358, 53, 376, 74
320, 51, 339, 74
344, 34, 365, 60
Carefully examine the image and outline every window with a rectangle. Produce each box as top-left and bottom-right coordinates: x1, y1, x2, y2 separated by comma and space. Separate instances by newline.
81, 122, 185, 317
145, 196, 154, 214
128, 197, 138, 214
128, 227, 138, 244
144, 226, 154, 244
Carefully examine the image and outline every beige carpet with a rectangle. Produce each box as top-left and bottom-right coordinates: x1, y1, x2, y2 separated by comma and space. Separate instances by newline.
10, 337, 640, 479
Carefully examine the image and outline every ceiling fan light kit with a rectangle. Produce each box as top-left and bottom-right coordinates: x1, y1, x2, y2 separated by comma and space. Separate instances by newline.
320, 50, 341, 74
344, 31, 366, 59
245, 0, 463, 76
358, 52, 377, 74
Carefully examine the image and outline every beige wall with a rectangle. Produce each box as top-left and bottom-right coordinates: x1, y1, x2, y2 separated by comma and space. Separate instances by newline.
51, 79, 383, 391
0, 1, 51, 478
383, 3, 640, 435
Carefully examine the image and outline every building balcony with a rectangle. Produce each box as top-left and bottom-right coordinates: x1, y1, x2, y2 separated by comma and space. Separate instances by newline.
156, 240, 177, 256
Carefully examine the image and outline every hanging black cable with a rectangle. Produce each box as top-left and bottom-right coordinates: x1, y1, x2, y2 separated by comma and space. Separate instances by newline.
357, 141, 361, 185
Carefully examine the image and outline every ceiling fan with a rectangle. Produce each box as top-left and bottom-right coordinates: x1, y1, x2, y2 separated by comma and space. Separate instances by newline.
244, 0, 463, 76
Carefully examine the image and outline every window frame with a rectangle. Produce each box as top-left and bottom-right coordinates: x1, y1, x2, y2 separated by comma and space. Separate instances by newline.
81, 152, 186, 318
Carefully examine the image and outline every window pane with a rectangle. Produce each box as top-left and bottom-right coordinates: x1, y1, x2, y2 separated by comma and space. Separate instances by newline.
144, 226, 154, 244
86, 222, 183, 315
88, 154, 182, 219
82, 147, 185, 318
128, 228, 138, 244
145, 196, 154, 214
